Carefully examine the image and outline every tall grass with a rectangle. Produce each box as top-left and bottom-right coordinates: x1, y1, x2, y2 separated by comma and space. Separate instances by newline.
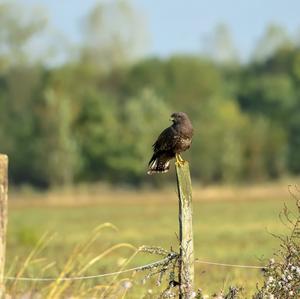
5, 223, 141, 298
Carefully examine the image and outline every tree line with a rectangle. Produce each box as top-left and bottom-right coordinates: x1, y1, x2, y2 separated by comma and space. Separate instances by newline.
0, 1, 299, 188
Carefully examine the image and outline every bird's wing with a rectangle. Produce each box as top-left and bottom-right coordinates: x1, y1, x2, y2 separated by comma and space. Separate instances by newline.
153, 126, 178, 153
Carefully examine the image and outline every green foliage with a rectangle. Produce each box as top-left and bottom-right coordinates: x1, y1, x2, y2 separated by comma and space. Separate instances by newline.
242, 117, 287, 181
1, 2, 300, 187
36, 87, 80, 186
113, 89, 170, 182
0, 66, 44, 185
238, 73, 296, 119
75, 88, 120, 181
288, 110, 300, 173
190, 98, 247, 183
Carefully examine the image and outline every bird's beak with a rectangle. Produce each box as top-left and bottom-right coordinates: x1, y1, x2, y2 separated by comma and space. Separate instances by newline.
169, 116, 174, 122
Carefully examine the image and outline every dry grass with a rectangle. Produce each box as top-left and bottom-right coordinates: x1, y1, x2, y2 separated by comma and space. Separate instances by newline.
9, 178, 299, 208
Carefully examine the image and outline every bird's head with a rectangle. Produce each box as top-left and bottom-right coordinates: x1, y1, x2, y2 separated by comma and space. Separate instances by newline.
170, 112, 189, 124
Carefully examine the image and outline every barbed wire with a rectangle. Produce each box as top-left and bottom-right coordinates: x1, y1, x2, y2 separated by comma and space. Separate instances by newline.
4, 258, 264, 282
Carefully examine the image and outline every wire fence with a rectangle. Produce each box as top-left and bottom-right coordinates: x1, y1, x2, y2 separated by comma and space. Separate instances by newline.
194, 259, 264, 269
4, 258, 264, 282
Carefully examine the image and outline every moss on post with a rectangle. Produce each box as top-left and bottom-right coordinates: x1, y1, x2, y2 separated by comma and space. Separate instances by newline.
175, 161, 194, 299
0, 154, 8, 299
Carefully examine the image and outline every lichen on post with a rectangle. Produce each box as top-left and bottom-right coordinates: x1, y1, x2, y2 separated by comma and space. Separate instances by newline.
175, 161, 194, 299
0, 154, 8, 299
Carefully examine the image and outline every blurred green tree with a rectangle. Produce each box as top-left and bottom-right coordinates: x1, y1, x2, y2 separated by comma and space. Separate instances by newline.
190, 98, 247, 183
0, 66, 44, 185
75, 87, 120, 181
0, 1, 299, 187
242, 117, 287, 181
107, 89, 171, 184
238, 73, 296, 120
36, 85, 80, 187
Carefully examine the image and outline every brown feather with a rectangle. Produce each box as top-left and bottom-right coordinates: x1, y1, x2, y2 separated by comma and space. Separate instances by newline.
147, 112, 193, 175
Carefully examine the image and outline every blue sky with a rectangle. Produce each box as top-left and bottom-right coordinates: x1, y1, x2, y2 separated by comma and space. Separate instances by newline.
20, 0, 300, 60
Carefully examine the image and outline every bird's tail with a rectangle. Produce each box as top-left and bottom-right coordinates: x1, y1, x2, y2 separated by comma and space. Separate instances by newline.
147, 154, 171, 175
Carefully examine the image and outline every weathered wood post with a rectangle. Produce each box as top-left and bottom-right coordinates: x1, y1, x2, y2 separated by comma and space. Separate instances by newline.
0, 154, 8, 299
175, 161, 194, 299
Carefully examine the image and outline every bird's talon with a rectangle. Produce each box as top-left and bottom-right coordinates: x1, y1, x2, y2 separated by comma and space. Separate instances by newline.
175, 155, 185, 167
177, 161, 185, 167
178, 154, 185, 162
175, 154, 185, 166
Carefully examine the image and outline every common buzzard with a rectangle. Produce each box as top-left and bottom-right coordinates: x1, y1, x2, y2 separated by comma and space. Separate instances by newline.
147, 112, 193, 174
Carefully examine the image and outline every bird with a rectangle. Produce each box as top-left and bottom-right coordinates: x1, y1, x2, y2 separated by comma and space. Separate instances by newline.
147, 112, 193, 175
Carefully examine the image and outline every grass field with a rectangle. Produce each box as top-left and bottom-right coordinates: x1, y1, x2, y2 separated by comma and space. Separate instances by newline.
5, 182, 299, 298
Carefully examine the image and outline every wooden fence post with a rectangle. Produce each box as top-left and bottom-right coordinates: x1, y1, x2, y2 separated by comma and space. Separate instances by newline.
0, 154, 8, 299
175, 161, 194, 299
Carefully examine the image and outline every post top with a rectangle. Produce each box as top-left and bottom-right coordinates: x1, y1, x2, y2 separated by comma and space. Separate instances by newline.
0, 154, 8, 162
